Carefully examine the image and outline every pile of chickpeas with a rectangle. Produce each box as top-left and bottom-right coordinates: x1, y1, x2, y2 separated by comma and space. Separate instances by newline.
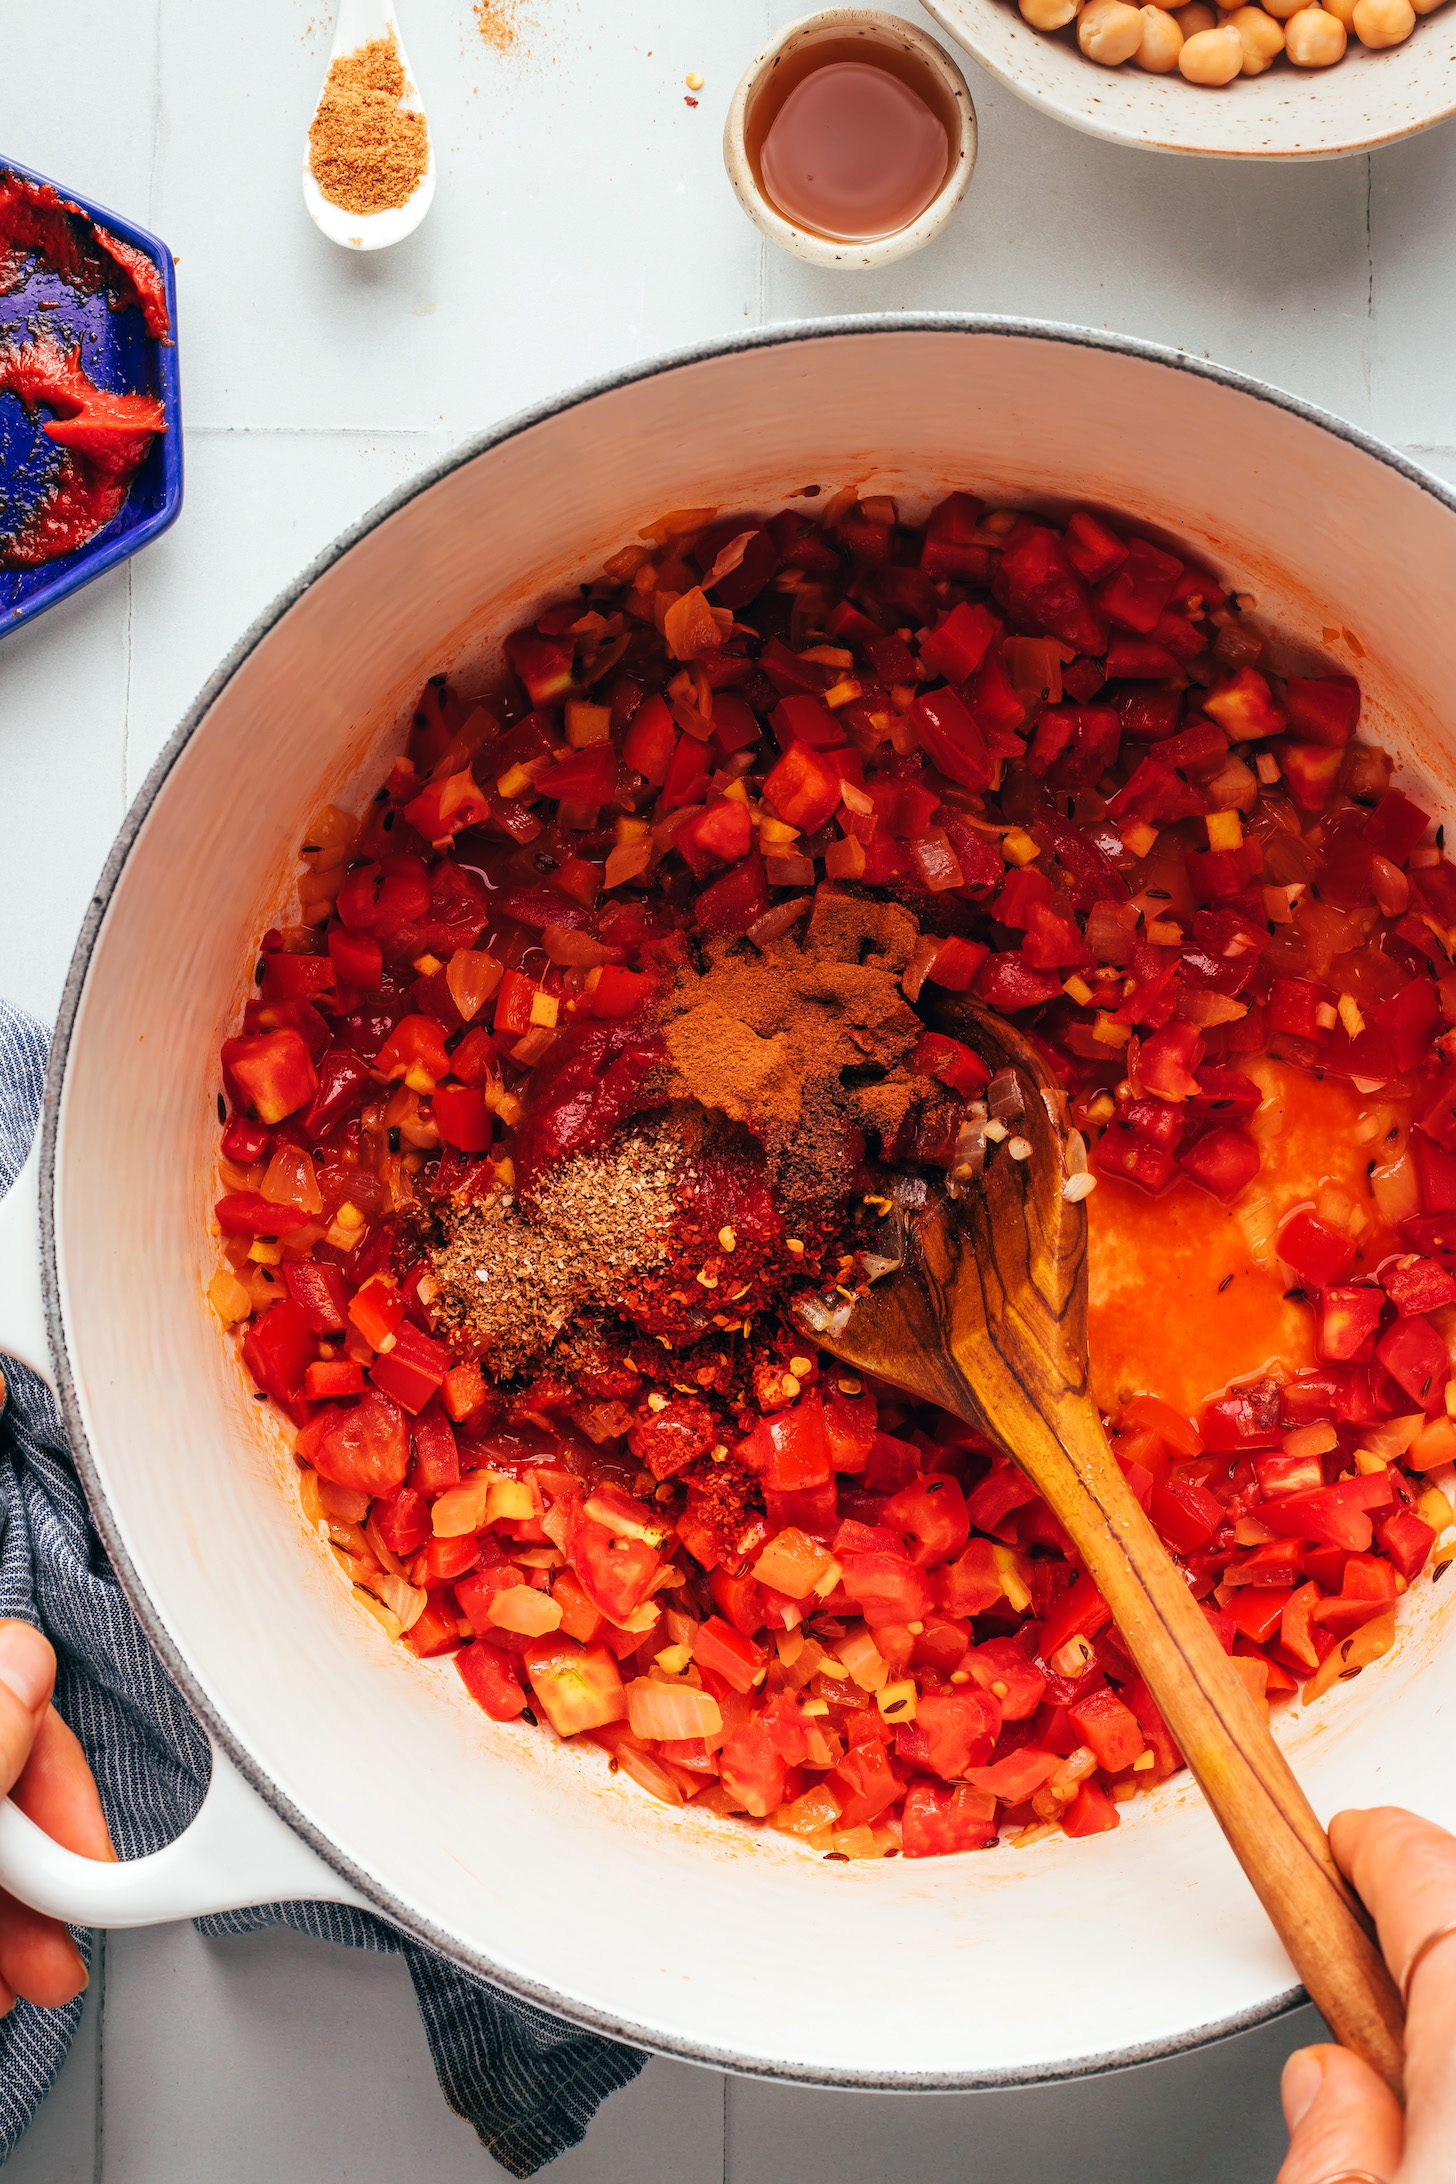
1020, 0, 1442, 79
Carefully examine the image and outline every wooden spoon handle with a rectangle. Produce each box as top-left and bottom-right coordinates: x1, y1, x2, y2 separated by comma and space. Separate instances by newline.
1021, 1387, 1404, 2091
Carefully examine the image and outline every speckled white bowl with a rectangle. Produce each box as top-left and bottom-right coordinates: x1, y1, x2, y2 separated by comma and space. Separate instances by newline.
924, 0, 1456, 156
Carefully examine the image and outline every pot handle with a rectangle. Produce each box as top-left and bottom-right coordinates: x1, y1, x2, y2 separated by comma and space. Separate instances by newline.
0, 1141, 52, 1392
0, 1740, 371, 1927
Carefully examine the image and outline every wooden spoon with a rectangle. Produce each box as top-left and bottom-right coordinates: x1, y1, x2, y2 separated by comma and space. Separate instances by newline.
795, 998, 1405, 2091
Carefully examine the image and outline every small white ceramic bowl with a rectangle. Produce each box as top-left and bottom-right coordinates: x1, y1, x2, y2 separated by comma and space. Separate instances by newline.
923, 0, 1456, 157
724, 8, 977, 268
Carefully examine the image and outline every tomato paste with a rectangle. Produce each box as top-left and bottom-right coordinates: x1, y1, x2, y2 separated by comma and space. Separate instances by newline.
0, 169, 170, 339
0, 338, 166, 567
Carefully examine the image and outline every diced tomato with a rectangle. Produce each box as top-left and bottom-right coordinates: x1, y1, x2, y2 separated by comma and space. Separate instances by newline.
737, 1400, 833, 1492
919, 492, 988, 583
584, 965, 656, 1019
375, 1487, 432, 1556
896, 1688, 1001, 1780
1039, 1575, 1113, 1659
919, 600, 998, 683
719, 1718, 787, 1817
902, 1781, 998, 1858
1376, 1506, 1437, 1580
1364, 788, 1430, 865
1319, 1287, 1386, 1362
828, 1740, 902, 1830
1067, 1686, 1144, 1773
839, 1548, 935, 1627
938, 1537, 1004, 1618
694, 855, 770, 936
376, 1014, 451, 1090
1061, 1778, 1121, 1838
304, 1358, 365, 1400
1150, 1476, 1224, 1553
405, 1596, 463, 1659
762, 743, 842, 833
1177, 1125, 1259, 1204
411, 1401, 460, 1492
1375, 1316, 1450, 1412
881, 1475, 969, 1568
962, 1638, 1046, 1720
524, 1637, 627, 1736
214, 1191, 313, 1238
1285, 676, 1360, 746
312, 1388, 409, 1496
336, 855, 431, 938
328, 926, 382, 990
1203, 666, 1285, 738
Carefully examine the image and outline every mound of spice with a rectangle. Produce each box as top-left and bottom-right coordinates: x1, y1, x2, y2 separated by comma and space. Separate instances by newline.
308, 29, 429, 216
659, 887, 932, 1201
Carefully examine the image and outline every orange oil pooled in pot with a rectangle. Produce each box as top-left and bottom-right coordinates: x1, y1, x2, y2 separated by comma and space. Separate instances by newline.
749, 40, 955, 244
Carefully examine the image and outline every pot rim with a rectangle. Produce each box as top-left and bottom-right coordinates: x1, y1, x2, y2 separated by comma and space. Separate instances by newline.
39, 312, 1456, 2087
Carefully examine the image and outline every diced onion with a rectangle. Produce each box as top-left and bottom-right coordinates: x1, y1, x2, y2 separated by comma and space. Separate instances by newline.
836, 1625, 889, 1693
365, 1571, 426, 1632
613, 1741, 687, 1807
261, 1145, 323, 1214
432, 1478, 494, 1537
445, 947, 504, 1021
625, 1677, 723, 1742
486, 1585, 563, 1636
748, 897, 812, 950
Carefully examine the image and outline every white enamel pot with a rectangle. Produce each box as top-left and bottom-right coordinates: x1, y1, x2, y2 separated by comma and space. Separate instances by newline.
2, 318, 1455, 2089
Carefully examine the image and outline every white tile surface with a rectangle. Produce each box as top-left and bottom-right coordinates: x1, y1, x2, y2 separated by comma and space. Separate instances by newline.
1, 0, 1452, 2175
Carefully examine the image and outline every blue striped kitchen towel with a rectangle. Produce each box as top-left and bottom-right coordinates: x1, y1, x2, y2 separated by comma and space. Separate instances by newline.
0, 999, 645, 2174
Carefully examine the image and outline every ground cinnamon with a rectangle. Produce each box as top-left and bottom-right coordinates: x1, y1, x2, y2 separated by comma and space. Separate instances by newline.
659, 887, 931, 1199
308, 29, 429, 216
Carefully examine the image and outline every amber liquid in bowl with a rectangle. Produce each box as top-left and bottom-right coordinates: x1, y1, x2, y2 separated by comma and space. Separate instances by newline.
746, 37, 958, 245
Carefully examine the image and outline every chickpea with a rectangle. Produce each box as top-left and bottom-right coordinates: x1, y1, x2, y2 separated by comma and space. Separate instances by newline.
1079, 0, 1147, 60
1022, 0, 1082, 24
1320, 0, 1358, 27
1135, 4, 1187, 61
1179, 21, 1245, 73
1353, 0, 1415, 40
1284, 4, 1348, 58
1175, 2, 1219, 28
1224, 3, 1287, 66
1414, 0, 1447, 18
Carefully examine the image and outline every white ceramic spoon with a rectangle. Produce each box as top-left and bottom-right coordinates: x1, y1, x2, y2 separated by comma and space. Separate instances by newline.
302, 0, 436, 251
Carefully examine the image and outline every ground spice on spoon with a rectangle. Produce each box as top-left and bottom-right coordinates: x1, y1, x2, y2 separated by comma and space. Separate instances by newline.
308, 27, 429, 215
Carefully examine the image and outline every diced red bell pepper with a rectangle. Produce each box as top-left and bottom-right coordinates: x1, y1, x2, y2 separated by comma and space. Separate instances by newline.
282, 1260, 349, 1335
1415, 1136, 1456, 1215
918, 492, 987, 583
762, 742, 842, 831
301, 1049, 372, 1140
432, 1083, 493, 1152
1268, 979, 1332, 1045
410, 1401, 460, 1491
505, 629, 575, 706
241, 1299, 316, 1406
1375, 1315, 1450, 1412
1376, 1505, 1437, 1580
1227, 1587, 1295, 1646
1377, 978, 1440, 1073
1203, 667, 1285, 738
456, 1641, 528, 1721
925, 936, 990, 991
376, 1015, 451, 1090
1262, 1478, 1393, 1554
214, 1191, 313, 1238
1065, 511, 1128, 586
1285, 676, 1361, 746
962, 1638, 1046, 1719
1177, 1125, 1259, 1204
260, 952, 334, 1006
694, 1616, 765, 1695
493, 968, 544, 1037
1202, 1377, 1282, 1450
1095, 535, 1182, 634
402, 768, 492, 843
375, 1487, 432, 1556
1277, 1209, 1356, 1289
1319, 1287, 1386, 1362
657, 730, 709, 812
369, 1320, 452, 1415
975, 953, 1066, 1012
405, 1597, 463, 1659
1278, 741, 1345, 813
1040, 1574, 1113, 1658
898, 1688, 1002, 1781
770, 694, 845, 752
694, 855, 771, 937
679, 797, 752, 877
919, 600, 998, 684
912, 1033, 990, 1098
1095, 1125, 1176, 1196
621, 693, 675, 786
1150, 1476, 1224, 1553
1364, 788, 1431, 865
907, 682, 994, 792
1140, 1022, 1205, 1102
304, 1358, 364, 1402
220, 1114, 273, 1165
222, 1030, 319, 1125
738, 1399, 833, 1492
533, 744, 617, 805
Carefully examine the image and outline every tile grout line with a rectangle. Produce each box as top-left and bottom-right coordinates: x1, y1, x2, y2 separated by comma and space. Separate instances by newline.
92, 1929, 106, 2184
146, 0, 163, 226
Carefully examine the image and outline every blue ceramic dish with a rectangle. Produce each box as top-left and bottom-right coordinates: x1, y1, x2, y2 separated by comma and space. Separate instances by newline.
0, 155, 182, 638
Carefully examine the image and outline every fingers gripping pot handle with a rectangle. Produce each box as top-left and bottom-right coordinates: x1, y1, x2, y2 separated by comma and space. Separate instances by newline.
0, 1145, 369, 1924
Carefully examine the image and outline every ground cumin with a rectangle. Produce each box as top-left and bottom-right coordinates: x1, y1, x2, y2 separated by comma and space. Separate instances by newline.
659, 888, 931, 1200
308, 29, 429, 216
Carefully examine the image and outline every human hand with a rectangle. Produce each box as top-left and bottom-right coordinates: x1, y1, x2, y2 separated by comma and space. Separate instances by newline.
0, 1617, 113, 2013
1278, 1807, 1456, 2184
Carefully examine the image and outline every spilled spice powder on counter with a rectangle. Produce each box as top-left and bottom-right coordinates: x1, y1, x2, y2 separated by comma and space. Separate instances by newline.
308, 28, 429, 216
659, 887, 931, 1200
474, 0, 530, 53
